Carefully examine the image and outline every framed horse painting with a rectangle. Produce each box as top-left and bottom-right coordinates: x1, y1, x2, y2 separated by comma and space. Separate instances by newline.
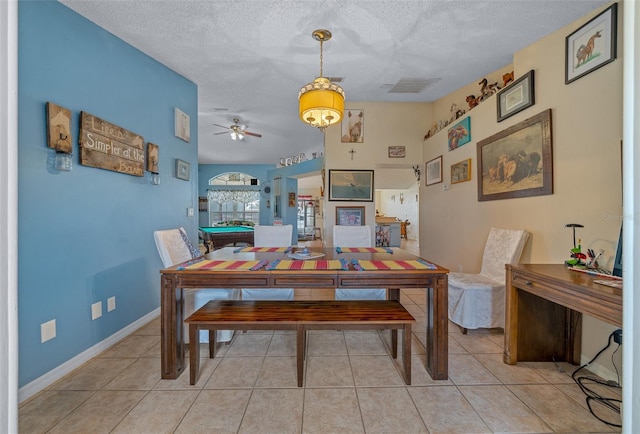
477, 109, 553, 202
565, 3, 617, 84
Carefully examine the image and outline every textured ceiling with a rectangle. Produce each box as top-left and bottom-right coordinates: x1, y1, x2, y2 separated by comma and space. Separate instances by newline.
60, 0, 608, 165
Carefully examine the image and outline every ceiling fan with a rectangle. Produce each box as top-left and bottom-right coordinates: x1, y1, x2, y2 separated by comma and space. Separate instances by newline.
213, 118, 262, 141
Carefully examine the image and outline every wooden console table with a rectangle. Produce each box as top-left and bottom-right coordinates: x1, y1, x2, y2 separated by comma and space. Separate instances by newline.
504, 264, 622, 365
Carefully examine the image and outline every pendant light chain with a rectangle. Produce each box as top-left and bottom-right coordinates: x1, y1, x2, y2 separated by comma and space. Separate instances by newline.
319, 39, 324, 77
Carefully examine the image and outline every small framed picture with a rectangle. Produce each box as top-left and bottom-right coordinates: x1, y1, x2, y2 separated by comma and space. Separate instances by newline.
388, 146, 406, 158
336, 206, 365, 226
497, 70, 535, 122
447, 117, 471, 150
174, 107, 191, 142
425, 156, 443, 186
175, 159, 190, 181
341, 109, 364, 143
451, 158, 472, 184
565, 3, 617, 84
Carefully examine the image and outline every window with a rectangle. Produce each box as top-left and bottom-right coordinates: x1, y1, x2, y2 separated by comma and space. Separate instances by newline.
208, 172, 261, 225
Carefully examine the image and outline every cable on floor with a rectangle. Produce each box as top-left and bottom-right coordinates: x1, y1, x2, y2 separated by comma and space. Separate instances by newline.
571, 330, 622, 428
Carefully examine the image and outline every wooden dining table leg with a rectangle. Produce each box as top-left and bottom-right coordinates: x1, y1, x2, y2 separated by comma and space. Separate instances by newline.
389, 288, 400, 358
296, 325, 304, 387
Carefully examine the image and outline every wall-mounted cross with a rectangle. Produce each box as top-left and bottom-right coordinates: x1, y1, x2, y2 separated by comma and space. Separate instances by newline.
348, 148, 356, 160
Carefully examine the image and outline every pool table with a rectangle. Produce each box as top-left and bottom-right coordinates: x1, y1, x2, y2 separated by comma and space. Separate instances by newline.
199, 226, 254, 252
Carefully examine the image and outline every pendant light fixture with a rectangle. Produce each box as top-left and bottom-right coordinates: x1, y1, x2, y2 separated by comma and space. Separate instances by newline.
298, 29, 345, 131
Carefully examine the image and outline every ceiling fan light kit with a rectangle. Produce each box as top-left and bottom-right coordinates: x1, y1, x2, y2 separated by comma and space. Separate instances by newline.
213, 117, 262, 141
299, 29, 345, 131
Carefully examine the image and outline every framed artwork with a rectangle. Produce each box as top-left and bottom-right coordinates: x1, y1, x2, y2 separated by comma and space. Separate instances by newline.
477, 109, 553, 202
146, 142, 159, 173
388, 146, 406, 158
328, 169, 374, 201
497, 70, 535, 122
341, 109, 364, 143
565, 3, 617, 84
336, 206, 365, 226
174, 107, 191, 142
451, 158, 472, 184
175, 159, 190, 181
425, 156, 443, 186
447, 116, 471, 151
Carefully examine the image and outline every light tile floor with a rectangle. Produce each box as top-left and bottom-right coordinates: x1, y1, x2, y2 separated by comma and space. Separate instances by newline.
19, 240, 622, 433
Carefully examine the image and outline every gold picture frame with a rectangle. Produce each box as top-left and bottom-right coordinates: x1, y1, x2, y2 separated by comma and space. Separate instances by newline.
451, 158, 471, 184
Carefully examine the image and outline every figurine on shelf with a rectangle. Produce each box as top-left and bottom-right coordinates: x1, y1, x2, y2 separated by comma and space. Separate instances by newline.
466, 95, 479, 110
503, 71, 514, 87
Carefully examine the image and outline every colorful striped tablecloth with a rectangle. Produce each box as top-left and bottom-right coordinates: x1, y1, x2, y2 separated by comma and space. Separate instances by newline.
233, 246, 292, 253
352, 259, 438, 270
177, 259, 268, 271
336, 247, 393, 254
266, 258, 348, 270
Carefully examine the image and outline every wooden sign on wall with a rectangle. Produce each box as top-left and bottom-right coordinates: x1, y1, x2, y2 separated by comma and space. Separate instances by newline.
79, 111, 145, 177
46, 102, 72, 154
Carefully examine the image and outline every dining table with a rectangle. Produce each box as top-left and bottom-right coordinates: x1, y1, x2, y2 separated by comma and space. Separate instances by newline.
159, 245, 449, 381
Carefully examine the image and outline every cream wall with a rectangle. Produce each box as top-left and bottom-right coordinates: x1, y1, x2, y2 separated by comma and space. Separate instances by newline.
421, 3, 623, 378
323, 102, 431, 246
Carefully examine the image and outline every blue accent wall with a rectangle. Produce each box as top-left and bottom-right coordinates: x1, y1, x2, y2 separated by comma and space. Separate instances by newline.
18, 1, 199, 386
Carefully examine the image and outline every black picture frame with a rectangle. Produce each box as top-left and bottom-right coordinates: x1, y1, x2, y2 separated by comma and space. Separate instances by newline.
565, 3, 617, 84
497, 70, 535, 122
328, 169, 374, 201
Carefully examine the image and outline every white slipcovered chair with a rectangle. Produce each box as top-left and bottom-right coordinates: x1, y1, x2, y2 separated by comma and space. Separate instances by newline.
154, 227, 240, 343
241, 224, 294, 300
448, 227, 529, 333
333, 225, 386, 300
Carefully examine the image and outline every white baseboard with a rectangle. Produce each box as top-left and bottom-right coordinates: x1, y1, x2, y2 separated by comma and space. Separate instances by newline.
18, 308, 160, 404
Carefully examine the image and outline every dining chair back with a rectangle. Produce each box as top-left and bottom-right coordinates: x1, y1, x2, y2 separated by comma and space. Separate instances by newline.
254, 224, 293, 247
333, 224, 372, 247
448, 226, 529, 332
242, 224, 294, 300
332, 225, 386, 300
154, 227, 240, 342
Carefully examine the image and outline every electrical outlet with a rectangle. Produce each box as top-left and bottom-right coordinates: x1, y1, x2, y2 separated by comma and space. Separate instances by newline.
41, 319, 56, 343
107, 296, 116, 312
91, 302, 102, 320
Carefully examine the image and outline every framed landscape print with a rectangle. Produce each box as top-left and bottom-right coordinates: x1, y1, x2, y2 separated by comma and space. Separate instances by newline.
565, 3, 617, 84
328, 169, 374, 201
477, 109, 553, 201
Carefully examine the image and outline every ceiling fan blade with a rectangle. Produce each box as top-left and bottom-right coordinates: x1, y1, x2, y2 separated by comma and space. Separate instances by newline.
213, 131, 228, 135
244, 131, 262, 138
212, 123, 230, 129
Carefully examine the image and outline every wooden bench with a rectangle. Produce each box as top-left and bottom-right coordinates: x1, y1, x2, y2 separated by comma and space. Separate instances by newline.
184, 299, 415, 387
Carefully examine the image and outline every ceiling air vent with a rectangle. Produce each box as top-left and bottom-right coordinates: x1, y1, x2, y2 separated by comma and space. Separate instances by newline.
387, 78, 441, 93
